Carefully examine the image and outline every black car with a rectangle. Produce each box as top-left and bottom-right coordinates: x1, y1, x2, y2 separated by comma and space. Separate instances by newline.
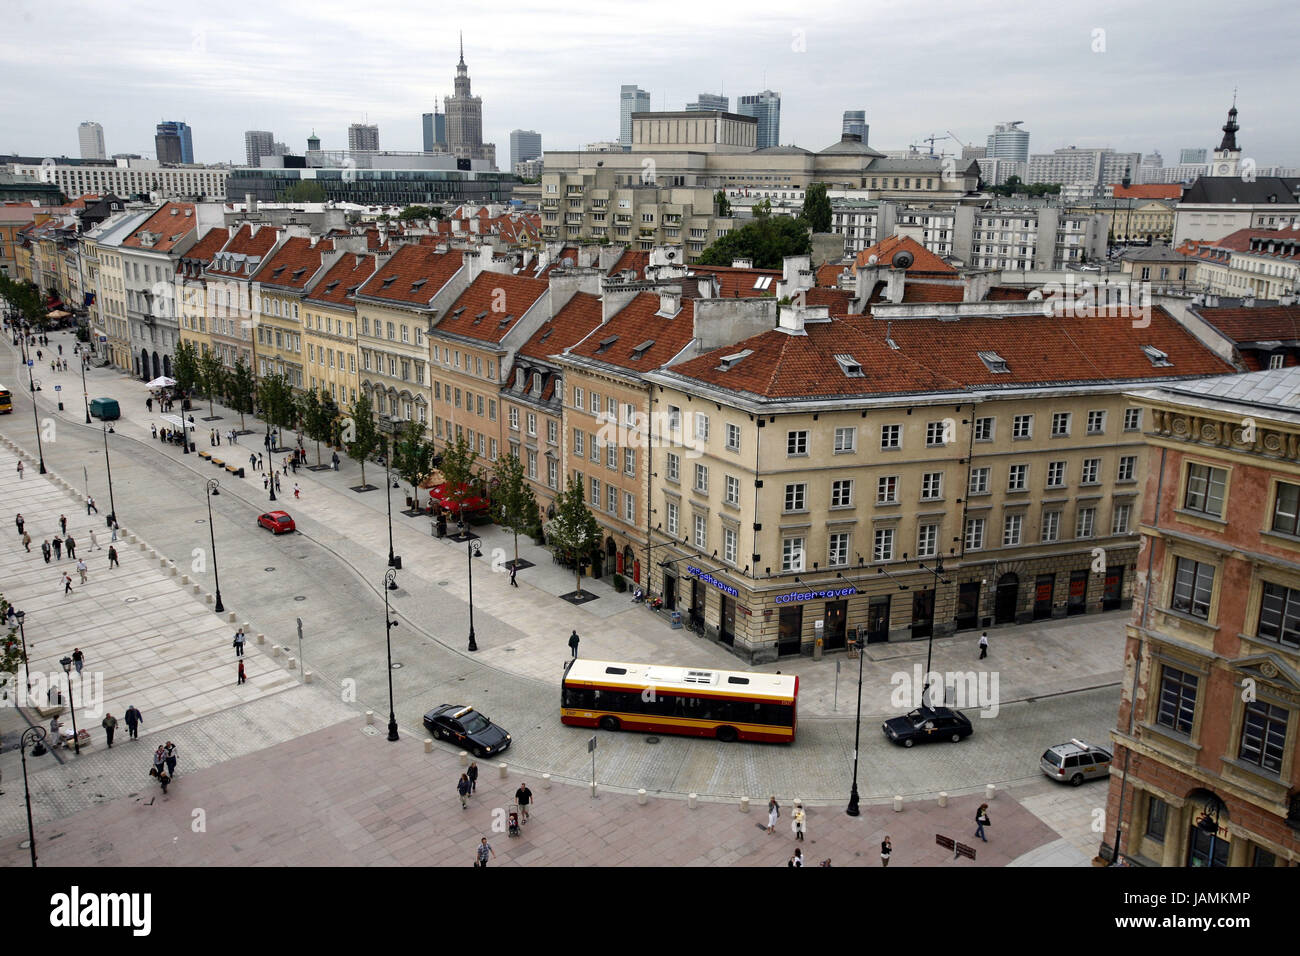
882, 706, 973, 747
423, 705, 512, 757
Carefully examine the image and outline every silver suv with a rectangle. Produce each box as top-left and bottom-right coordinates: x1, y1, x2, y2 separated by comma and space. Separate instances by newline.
1040, 738, 1112, 786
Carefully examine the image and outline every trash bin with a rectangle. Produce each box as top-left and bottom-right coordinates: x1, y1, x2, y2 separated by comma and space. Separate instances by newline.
670, 611, 683, 629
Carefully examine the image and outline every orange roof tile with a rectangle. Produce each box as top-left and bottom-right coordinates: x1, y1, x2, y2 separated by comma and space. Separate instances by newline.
1194, 305, 1300, 344
304, 253, 378, 309
688, 264, 782, 298
854, 235, 956, 274
206, 224, 280, 277
435, 272, 549, 344
816, 261, 852, 287
1111, 184, 1183, 200
177, 227, 230, 273
254, 236, 335, 291
121, 201, 198, 253
606, 249, 650, 278
800, 287, 856, 316
663, 307, 1234, 400
519, 292, 604, 362
567, 292, 696, 372
356, 244, 465, 306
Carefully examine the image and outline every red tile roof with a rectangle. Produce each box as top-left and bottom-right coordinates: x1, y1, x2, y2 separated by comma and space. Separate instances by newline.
986, 286, 1034, 301
606, 249, 650, 278
1111, 184, 1184, 200
799, 287, 856, 316
356, 244, 465, 306
519, 292, 604, 362
1194, 305, 1300, 344
663, 307, 1234, 400
177, 227, 230, 272
688, 264, 782, 298
254, 236, 335, 290
1177, 228, 1300, 261
121, 201, 197, 252
816, 261, 852, 287
534, 246, 580, 279
854, 235, 956, 274
206, 224, 280, 277
567, 292, 696, 372
304, 253, 378, 309
435, 272, 549, 344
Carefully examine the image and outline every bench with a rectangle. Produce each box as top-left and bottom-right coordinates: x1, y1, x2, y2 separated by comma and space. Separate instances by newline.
211, 458, 224, 468
225, 464, 245, 478
199, 450, 212, 461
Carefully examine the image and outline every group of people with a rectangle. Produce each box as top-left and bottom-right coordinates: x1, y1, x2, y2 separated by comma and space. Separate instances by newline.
152, 424, 189, 446
145, 394, 179, 413
149, 741, 179, 793
209, 428, 241, 447
16, 511, 119, 594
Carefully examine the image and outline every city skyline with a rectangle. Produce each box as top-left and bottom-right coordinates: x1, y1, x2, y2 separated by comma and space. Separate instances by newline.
1, 0, 1297, 167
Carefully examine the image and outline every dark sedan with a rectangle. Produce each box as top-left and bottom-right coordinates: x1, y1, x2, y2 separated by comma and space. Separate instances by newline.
423, 705, 512, 757
882, 706, 973, 747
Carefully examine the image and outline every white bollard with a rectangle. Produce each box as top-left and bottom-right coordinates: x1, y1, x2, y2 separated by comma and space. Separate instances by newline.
272, 644, 282, 657
256, 632, 266, 645
938, 792, 949, 808
638, 789, 647, 805
286, 656, 296, 670
893, 795, 904, 812
181, 575, 190, 585
459, 751, 469, 766
169, 565, 177, 577
242, 621, 251, 632
205, 593, 214, 604
191, 584, 199, 594
366, 710, 375, 725
985, 784, 996, 802
542, 773, 551, 789
589, 782, 598, 797
227, 612, 236, 623
740, 796, 750, 813
424, 739, 433, 754
304, 671, 313, 684
688, 793, 698, 809
498, 762, 508, 779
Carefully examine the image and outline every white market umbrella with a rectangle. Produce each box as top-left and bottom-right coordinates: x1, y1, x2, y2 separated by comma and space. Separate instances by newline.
145, 376, 176, 389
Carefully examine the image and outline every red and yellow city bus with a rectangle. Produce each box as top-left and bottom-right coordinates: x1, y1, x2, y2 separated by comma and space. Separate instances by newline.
561, 659, 798, 743
0, 385, 12, 414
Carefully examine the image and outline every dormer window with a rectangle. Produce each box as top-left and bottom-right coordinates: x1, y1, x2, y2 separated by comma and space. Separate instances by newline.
498, 314, 514, 330
292, 268, 306, 280
271, 266, 286, 278
977, 350, 1009, 374
834, 353, 865, 377
1141, 345, 1172, 367
716, 349, 753, 371
411, 278, 427, 291
381, 276, 397, 287
452, 307, 466, 317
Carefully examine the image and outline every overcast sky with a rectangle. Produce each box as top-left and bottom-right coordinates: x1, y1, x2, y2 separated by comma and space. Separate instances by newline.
3, 0, 1296, 167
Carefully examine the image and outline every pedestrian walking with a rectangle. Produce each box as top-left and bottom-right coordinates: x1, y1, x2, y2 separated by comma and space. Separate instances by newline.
72, 648, 84, 673
57, 343, 62, 356
568, 630, 580, 659
979, 632, 989, 660
233, 628, 246, 657
110, 517, 119, 542
290, 457, 298, 474
59, 514, 67, 535
792, 804, 806, 841
293, 483, 300, 499
881, 836, 892, 867
41, 539, 51, 563
332, 451, 340, 471
457, 773, 472, 809
102, 713, 117, 748
62, 572, 73, 595
35, 349, 41, 362
215, 430, 221, 447
16, 460, 23, 479
108, 545, 120, 568
509, 564, 518, 587
975, 803, 991, 842
787, 848, 803, 867
258, 453, 264, 471
163, 742, 178, 776
15, 513, 24, 535
249, 453, 257, 472
65, 534, 76, 560
52, 535, 62, 559
87, 496, 98, 515
514, 782, 534, 822
124, 705, 142, 739
766, 796, 780, 834
152, 745, 166, 775
274, 473, 281, 492
263, 474, 269, 491
22, 530, 31, 552
237, 659, 246, 684
474, 837, 495, 867
89, 528, 100, 550
209, 429, 215, 447
76, 558, 88, 584
467, 760, 478, 793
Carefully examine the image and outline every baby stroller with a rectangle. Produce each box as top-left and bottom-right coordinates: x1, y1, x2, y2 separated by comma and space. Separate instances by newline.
507, 807, 521, 838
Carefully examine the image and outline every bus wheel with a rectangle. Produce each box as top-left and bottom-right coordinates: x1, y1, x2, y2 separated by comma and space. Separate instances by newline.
716, 726, 739, 743
599, 716, 620, 732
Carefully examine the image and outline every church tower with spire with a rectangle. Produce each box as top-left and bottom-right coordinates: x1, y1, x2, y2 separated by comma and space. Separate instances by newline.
1211, 98, 1241, 177
444, 33, 497, 169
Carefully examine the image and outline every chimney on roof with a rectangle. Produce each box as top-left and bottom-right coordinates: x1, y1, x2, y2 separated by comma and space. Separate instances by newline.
731, 258, 753, 269
885, 267, 906, 304
962, 272, 993, 303
245, 194, 257, 215
1243, 295, 1256, 308
657, 289, 682, 317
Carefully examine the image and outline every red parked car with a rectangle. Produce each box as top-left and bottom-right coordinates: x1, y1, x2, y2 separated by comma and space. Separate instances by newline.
257, 511, 296, 534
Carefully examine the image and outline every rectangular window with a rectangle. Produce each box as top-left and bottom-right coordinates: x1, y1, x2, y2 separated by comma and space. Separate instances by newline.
1124, 408, 1142, 431
725, 475, 740, 506
667, 405, 680, 431
1171, 556, 1214, 618
1008, 464, 1028, 491
876, 476, 898, 504
1112, 503, 1132, 535
1075, 507, 1096, 538
590, 477, 601, 507
1012, 414, 1033, 439
828, 479, 852, 508
1051, 412, 1071, 437
1003, 513, 1023, 546
1081, 458, 1100, 484
965, 517, 985, 550
607, 396, 617, 421
526, 412, 536, 436
828, 532, 849, 567
787, 430, 808, 456
1157, 666, 1198, 734
590, 391, 601, 416
723, 527, 738, 564
921, 472, 943, 500
547, 457, 557, 489
726, 423, 741, 451
1257, 581, 1300, 649
607, 485, 617, 515
572, 428, 583, 456
694, 463, 708, 494
695, 413, 710, 442
666, 501, 679, 536
833, 426, 856, 453
873, 528, 895, 562
1086, 410, 1106, 434
694, 515, 707, 549
1271, 481, 1300, 535
666, 453, 679, 482
1239, 702, 1287, 773
969, 467, 990, 495
527, 450, 538, 480
1041, 510, 1061, 542
782, 537, 805, 573
974, 417, 994, 441
589, 434, 599, 463
925, 421, 947, 447
1184, 463, 1227, 517
1146, 796, 1168, 841
1117, 455, 1136, 482
606, 444, 617, 470
1046, 460, 1066, 488
624, 447, 635, 476
573, 386, 584, 409
917, 524, 938, 558
880, 424, 901, 449
784, 483, 807, 512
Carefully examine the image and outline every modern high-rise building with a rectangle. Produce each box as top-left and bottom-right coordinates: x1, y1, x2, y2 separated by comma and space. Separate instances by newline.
1026, 147, 1141, 187
155, 121, 194, 164
422, 108, 447, 153
348, 123, 380, 151
509, 130, 542, 169
445, 34, 497, 166
986, 121, 1030, 163
842, 110, 868, 144
737, 90, 781, 149
78, 122, 106, 160
1141, 151, 1164, 168
619, 85, 651, 149
1179, 147, 1209, 166
245, 130, 275, 167
687, 93, 729, 113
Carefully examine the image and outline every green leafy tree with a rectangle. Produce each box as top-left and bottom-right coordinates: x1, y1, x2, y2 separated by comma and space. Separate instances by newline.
397, 205, 436, 222
0, 593, 22, 698
227, 357, 255, 431
696, 214, 812, 269
751, 197, 773, 218
438, 432, 480, 525
281, 180, 326, 203
344, 394, 382, 487
492, 451, 539, 568
198, 349, 226, 417
549, 475, 601, 594
256, 371, 297, 447
172, 339, 200, 394
299, 386, 337, 466
714, 190, 731, 217
802, 182, 832, 232
392, 419, 438, 509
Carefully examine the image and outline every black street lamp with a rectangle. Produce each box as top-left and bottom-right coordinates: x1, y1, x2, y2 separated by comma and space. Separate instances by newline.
15, 609, 30, 693
19, 726, 47, 867
846, 623, 866, 816
102, 423, 117, 526
80, 353, 90, 424
27, 361, 47, 474
382, 568, 400, 741
467, 538, 482, 652
58, 656, 80, 755
384, 438, 398, 577
205, 478, 225, 613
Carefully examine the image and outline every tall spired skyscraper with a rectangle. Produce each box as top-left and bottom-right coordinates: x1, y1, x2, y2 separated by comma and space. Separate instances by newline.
444, 34, 497, 168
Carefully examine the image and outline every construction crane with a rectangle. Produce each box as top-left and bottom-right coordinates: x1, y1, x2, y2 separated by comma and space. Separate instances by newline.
908, 133, 959, 159
947, 130, 972, 152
